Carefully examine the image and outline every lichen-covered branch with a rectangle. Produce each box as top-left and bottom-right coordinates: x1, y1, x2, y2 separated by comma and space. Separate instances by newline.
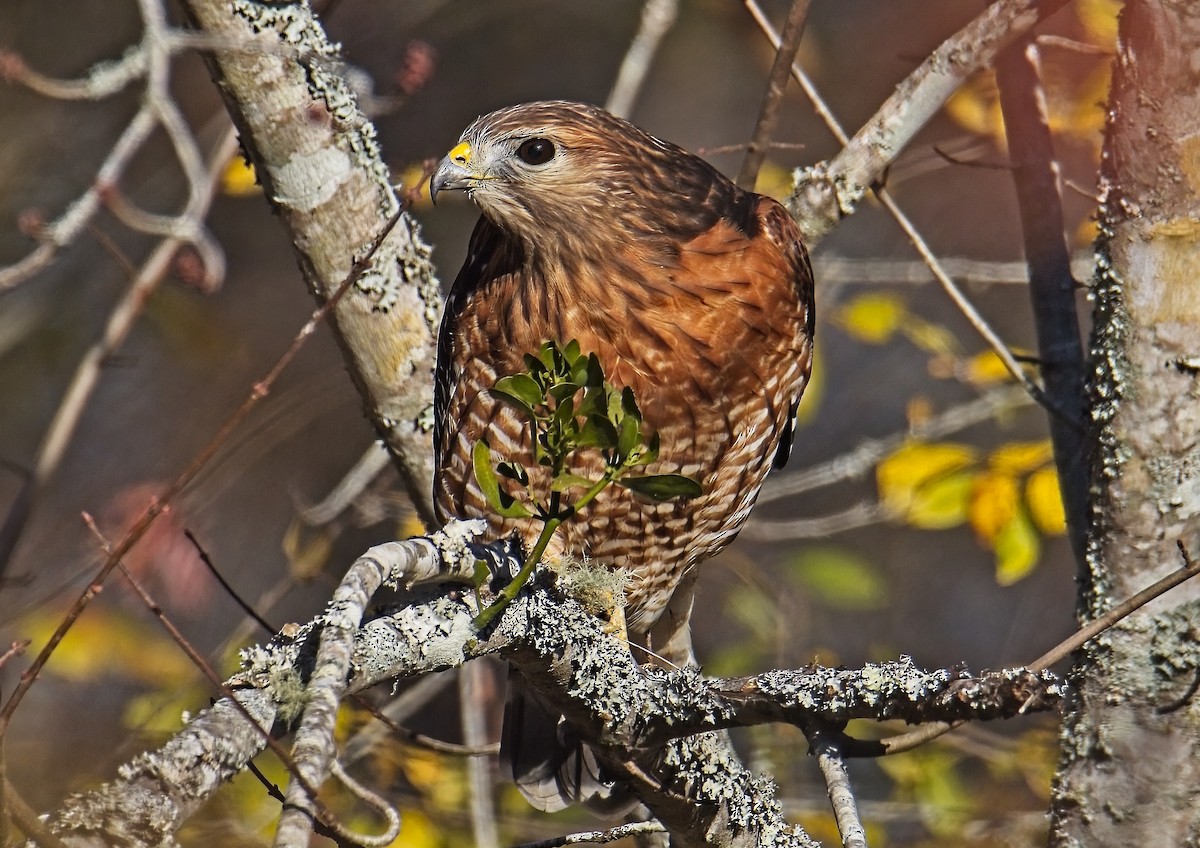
33, 525, 1061, 848
178, 0, 442, 523
1050, 2, 1200, 845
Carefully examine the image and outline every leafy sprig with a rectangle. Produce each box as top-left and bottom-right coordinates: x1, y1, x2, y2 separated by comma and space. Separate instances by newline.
471, 340, 701, 628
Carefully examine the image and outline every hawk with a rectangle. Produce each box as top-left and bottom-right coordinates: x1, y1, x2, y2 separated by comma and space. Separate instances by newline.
430, 100, 814, 808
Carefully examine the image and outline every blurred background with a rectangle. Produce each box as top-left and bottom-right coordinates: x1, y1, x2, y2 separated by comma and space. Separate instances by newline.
0, 0, 1113, 844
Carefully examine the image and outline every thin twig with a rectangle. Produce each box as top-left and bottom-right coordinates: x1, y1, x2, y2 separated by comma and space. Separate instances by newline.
0, 206, 404, 728
745, 0, 1076, 421
804, 721, 868, 848
759, 386, 1031, 503
298, 443, 392, 525
741, 500, 888, 541
326, 760, 402, 848
513, 821, 667, 848
1030, 542, 1200, 671
875, 540, 1200, 756
744, 0, 848, 145
460, 664, 499, 848
351, 694, 500, 758
814, 253, 1094, 287
605, 0, 679, 118
737, 0, 812, 189
0, 124, 239, 579
79, 513, 342, 832
185, 529, 279, 635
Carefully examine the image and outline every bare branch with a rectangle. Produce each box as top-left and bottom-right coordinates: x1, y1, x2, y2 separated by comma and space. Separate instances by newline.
758, 386, 1032, 503
737, 0, 812, 189
34, 521, 1067, 847
460, 664, 499, 848
0, 128, 238, 580
815, 253, 1095, 287
605, 0, 679, 119
777, 0, 1071, 240
273, 524, 483, 848
804, 721, 868, 848
741, 500, 888, 541
747, 0, 1077, 419
298, 442, 392, 525
514, 821, 667, 848
0, 205, 401, 725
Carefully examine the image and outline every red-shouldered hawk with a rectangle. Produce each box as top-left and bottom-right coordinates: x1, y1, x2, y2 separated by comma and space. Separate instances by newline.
430, 100, 814, 809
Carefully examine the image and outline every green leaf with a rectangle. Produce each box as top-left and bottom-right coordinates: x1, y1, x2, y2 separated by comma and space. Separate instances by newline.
472, 440, 531, 518
617, 413, 640, 459
635, 431, 661, 466
578, 415, 618, 449
787, 547, 888, 611
552, 396, 576, 432
523, 351, 547, 376
585, 353, 605, 388
619, 473, 702, 501
562, 338, 582, 363
537, 340, 563, 373
547, 382, 582, 403
620, 386, 642, 421
574, 387, 602, 419
493, 374, 544, 410
551, 473, 597, 492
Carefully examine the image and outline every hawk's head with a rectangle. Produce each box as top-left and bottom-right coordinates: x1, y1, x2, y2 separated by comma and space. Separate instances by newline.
431, 101, 753, 255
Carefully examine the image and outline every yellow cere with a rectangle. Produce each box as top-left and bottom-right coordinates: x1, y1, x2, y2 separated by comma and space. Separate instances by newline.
448, 141, 472, 165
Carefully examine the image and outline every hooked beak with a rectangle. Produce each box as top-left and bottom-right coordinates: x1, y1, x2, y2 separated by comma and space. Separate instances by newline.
430, 141, 479, 204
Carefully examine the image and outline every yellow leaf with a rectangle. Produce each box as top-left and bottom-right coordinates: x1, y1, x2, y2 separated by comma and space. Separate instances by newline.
390, 809, 440, 848
989, 440, 1053, 474
399, 513, 427, 538
282, 518, 334, 579
1074, 216, 1100, 248
1051, 64, 1110, 143
969, 470, 1020, 543
396, 162, 434, 209
908, 470, 975, 529
1027, 466, 1067, 535
18, 607, 197, 686
964, 350, 1016, 385
877, 442, 977, 523
221, 157, 260, 196
906, 396, 934, 428
1077, 0, 1120, 46
904, 318, 960, 356
994, 509, 1040, 585
944, 70, 1003, 143
837, 293, 908, 344
754, 159, 793, 202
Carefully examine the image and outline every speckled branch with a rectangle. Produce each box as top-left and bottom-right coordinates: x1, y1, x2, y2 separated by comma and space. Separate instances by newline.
178, 0, 443, 524
33, 525, 1061, 848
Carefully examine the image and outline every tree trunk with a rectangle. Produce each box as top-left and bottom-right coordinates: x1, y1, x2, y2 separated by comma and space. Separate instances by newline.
1050, 1, 1200, 844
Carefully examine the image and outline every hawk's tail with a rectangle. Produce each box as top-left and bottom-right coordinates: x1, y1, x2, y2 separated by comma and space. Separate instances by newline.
500, 669, 638, 814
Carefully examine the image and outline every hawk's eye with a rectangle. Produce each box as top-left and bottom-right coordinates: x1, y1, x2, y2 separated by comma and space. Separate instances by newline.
516, 138, 555, 166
